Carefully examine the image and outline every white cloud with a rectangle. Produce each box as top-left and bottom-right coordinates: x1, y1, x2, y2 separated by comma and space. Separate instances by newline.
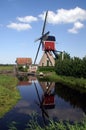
17, 16, 38, 23
39, 7, 86, 24
68, 22, 84, 34
7, 22, 31, 31
6, 7, 86, 33
39, 7, 86, 33
7, 15, 38, 31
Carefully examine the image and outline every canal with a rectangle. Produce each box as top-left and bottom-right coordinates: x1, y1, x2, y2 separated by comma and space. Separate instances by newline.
0, 76, 86, 130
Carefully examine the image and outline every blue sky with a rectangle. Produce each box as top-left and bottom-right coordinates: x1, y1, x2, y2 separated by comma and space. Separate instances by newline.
0, 0, 86, 64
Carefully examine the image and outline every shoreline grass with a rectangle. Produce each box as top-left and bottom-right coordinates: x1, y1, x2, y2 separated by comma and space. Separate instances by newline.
8, 113, 86, 130
38, 72, 86, 93
0, 74, 21, 118
27, 118, 86, 130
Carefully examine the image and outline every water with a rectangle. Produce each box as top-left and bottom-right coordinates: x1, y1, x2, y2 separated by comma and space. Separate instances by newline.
0, 76, 86, 130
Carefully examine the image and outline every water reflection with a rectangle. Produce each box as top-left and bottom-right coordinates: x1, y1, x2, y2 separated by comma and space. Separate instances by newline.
55, 83, 86, 114
0, 76, 86, 130
34, 82, 55, 124
38, 82, 55, 109
34, 81, 86, 123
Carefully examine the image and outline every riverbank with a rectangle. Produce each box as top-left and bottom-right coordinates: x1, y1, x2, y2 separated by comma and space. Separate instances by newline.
8, 116, 86, 130
0, 74, 21, 118
38, 72, 86, 93
24, 117, 86, 130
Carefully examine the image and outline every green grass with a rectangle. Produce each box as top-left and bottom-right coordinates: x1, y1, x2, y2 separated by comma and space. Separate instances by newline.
38, 72, 86, 93
8, 114, 86, 130
0, 75, 21, 118
0, 65, 14, 71
27, 119, 86, 130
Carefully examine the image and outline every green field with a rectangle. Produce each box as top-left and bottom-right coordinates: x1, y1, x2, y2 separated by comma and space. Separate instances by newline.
0, 65, 14, 71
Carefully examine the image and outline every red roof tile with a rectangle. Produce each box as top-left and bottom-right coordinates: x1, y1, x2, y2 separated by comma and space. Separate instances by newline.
16, 58, 32, 65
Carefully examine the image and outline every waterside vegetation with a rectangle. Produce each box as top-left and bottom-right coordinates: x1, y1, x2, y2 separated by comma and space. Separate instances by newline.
55, 53, 86, 78
25, 118, 86, 130
38, 52, 86, 93
8, 114, 86, 130
38, 72, 86, 93
0, 74, 20, 117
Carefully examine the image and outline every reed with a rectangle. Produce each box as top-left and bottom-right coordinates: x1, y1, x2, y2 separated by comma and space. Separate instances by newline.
8, 115, 86, 130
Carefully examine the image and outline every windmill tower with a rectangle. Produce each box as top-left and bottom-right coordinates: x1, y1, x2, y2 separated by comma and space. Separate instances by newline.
39, 52, 55, 66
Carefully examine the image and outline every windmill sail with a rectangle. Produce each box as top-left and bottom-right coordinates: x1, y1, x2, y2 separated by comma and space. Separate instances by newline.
34, 11, 49, 64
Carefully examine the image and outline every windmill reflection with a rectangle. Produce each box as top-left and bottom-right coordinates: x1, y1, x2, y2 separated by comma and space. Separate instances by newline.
40, 82, 55, 109
34, 82, 55, 124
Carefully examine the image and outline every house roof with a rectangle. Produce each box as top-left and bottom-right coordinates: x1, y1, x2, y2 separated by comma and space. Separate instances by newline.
16, 58, 32, 65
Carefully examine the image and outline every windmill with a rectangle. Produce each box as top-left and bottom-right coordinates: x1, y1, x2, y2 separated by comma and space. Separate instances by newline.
34, 11, 63, 65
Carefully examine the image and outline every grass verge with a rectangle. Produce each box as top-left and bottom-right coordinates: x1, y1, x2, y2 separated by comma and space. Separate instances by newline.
27, 118, 86, 130
38, 72, 86, 93
0, 74, 21, 118
8, 113, 86, 130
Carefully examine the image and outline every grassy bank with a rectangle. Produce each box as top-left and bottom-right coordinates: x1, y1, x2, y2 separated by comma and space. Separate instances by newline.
9, 114, 86, 130
38, 72, 86, 93
27, 119, 86, 130
0, 74, 20, 118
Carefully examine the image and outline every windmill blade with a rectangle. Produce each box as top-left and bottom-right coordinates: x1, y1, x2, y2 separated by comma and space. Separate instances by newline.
42, 10, 48, 35
34, 31, 50, 42
34, 41, 41, 64
34, 37, 42, 43
35, 11, 49, 42
34, 82, 42, 104
34, 11, 49, 64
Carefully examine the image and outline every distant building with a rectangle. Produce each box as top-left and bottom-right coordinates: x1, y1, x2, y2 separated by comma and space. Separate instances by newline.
29, 65, 38, 73
16, 58, 32, 67
39, 52, 55, 66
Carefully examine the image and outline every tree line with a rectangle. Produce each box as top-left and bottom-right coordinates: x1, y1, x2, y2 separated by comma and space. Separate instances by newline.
55, 52, 86, 78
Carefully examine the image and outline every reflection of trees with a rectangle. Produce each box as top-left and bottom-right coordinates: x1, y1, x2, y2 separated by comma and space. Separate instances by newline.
55, 83, 86, 114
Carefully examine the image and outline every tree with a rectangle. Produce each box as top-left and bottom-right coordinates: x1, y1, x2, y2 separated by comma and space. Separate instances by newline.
55, 52, 86, 78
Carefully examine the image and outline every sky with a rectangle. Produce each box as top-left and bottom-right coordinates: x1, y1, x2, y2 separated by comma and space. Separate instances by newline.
0, 0, 86, 64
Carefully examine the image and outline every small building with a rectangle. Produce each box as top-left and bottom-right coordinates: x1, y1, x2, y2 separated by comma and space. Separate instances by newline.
16, 58, 32, 66
29, 65, 38, 73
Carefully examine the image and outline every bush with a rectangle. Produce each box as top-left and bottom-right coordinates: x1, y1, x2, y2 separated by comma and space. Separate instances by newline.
18, 65, 28, 72
55, 54, 86, 78
38, 66, 55, 72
